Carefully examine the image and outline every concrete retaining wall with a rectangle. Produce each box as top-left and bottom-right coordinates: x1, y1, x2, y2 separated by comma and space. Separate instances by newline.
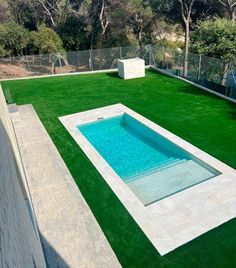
0, 86, 46, 267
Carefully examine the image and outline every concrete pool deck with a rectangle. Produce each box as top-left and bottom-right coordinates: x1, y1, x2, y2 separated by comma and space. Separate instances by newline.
60, 103, 236, 255
10, 104, 121, 268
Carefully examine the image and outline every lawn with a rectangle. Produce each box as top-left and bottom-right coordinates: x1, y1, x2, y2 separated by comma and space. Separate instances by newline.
2, 69, 236, 268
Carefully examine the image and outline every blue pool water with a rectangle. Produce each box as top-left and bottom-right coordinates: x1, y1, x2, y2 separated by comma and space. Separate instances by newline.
78, 113, 220, 205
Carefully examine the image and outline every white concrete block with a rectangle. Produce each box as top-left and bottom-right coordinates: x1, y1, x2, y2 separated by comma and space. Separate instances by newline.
118, 58, 145, 79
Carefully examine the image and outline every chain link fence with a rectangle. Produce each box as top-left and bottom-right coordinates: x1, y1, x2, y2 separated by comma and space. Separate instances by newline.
150, 44, 236, 100
0, 46, 150, 79
0, 44, 235, 101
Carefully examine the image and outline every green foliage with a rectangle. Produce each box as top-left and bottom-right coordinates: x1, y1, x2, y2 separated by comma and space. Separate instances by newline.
103, 28, 133, 48
126, 0, 155, 45
0, 22, 29, 56
128, 0, 153, 16
58, 16, 89, 51
0, 0, 235, 61
31, 24, 64, 54
0, 0, 12, 24
191, 18, 236, 60
6, 0, 38, 30
157, 39, 184, 49
0, 45, 9, 57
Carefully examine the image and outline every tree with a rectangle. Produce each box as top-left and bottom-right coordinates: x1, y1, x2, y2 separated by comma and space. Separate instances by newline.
58, 16, 89, 51
0, 0, 12, 23
31, 24, 67, 73
6, 0, 38, 30
191, 18, 236, 85
0, 22, 30, 56
218, 0, 236, 22
126, 0, 154, 47
89, 0, 120, 49
97, 0, 110, 49
31, 24, 64, 54
151, 0, 215, 24
151, 0, 215, 77
0, 45, 9, 57
177, 0, 195, 77
33, 0, 71, 28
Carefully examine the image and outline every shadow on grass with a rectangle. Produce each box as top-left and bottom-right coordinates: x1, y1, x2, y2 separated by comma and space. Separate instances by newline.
178, 84, 219, 97
180, 85, 236, 122
227, 102, 236, 120
105, 72, 122, 79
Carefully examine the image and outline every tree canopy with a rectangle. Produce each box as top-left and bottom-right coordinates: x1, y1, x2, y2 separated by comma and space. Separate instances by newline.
0, 22, 30, 56
191, 18, 236, 60
0, 0, 235, 62
31, 24, 64, 54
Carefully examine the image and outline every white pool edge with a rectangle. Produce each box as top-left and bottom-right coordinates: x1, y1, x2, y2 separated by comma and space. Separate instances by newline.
59, 103, 236, 256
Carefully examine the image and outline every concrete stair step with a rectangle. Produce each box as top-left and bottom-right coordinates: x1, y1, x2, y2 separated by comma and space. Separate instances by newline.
127, 159, 217, 205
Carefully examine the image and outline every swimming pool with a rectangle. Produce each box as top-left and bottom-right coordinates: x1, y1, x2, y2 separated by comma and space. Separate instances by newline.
60, 104, 236, 255
78, 113, 220, 205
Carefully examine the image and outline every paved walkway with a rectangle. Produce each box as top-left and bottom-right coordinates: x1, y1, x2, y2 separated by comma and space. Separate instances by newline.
10, 104, 121, 268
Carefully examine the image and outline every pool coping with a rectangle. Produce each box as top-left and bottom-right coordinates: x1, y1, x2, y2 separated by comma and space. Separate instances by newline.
59, 103, 236, 255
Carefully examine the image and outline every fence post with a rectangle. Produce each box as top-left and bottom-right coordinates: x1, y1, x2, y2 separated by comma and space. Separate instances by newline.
148, 45, 152, 66
162, 46, 165, 69
58, 53, 62, 71
119, 47, 122, 59
197, 54, 202, 83
26, 56, 31, 72
225, 62, 232, 97
230, 63, 236, 98
77, 51, 80, 69
177, 50, 180, 76
89, 49, 93, 71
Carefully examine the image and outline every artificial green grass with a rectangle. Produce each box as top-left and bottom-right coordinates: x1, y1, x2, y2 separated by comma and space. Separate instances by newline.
2, 69, 236, 267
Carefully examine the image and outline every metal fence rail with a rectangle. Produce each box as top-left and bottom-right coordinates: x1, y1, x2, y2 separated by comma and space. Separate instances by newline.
0, 45, 235, 101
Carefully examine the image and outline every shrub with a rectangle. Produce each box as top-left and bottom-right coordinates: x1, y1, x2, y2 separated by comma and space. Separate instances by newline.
31, 24, 64, 54
0, 22, 30, 56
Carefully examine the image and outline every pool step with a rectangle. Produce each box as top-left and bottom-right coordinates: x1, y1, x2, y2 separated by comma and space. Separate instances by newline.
124, 158, 186, 183
127, 159, 217, 206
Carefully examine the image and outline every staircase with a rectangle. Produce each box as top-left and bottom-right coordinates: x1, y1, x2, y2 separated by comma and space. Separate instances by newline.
127, 159, 217, 206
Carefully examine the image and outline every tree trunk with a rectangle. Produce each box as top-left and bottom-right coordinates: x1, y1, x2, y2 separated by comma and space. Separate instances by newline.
62, 56, 69, 66
229, 9, 236, 24
218, 0, 236, 24
138, 27, 142, 47
138, 29, 143, 58
162, 46, 167, 69
183, 22, 189, 77
90, 28, 94, 50
98, 34, 104, 70
221, 62, 229, 86
178, 0, 194, 77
